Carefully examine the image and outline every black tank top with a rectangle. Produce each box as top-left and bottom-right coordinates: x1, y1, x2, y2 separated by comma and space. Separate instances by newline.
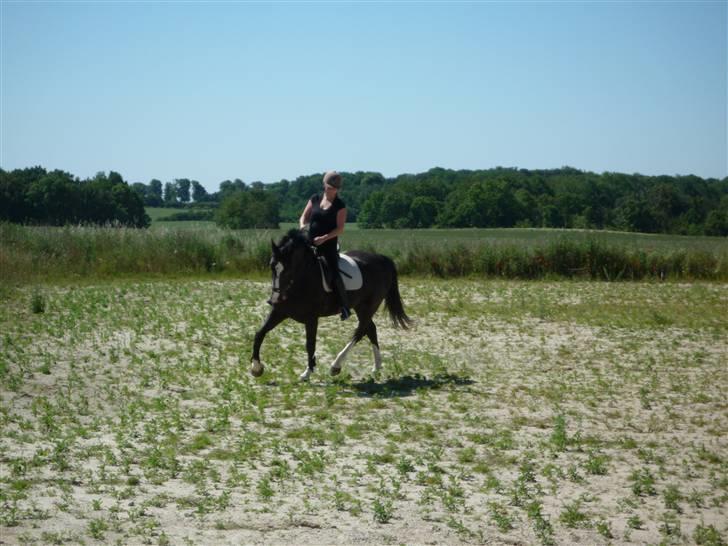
309, 194, 345, 252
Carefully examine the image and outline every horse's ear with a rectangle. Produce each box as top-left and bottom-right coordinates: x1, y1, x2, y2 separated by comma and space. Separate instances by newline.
271, 240, 280, 257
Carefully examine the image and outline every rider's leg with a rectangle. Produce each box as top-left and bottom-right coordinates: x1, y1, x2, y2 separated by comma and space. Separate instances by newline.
323, 248, 350, 320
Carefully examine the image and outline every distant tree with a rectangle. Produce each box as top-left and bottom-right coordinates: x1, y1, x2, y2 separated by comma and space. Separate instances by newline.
218, 179, 246, 201
704, 197, 728, 236
613, 196, 658, 233
408, 196, 439, 228
131, 182, 147, 203
358, 191, 384, 228
163, 182, 177, 205
176, 179, 191, 203
379, 190, 410, 228
215, 188, 279, 229
191, 180, 209, 202
108, 171, 124, 186
147, 179, 163, 206
439, 179, 520, 228
27, 170, 79, 225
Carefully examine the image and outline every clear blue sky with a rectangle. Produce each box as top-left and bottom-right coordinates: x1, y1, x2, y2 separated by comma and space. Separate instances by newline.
2, 1, 726, 192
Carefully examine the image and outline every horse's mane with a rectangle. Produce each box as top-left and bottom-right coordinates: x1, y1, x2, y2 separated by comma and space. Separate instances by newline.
277, 228, 309, 250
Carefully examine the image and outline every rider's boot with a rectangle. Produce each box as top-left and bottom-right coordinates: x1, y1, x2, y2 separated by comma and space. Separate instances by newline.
333, 273, 351, 320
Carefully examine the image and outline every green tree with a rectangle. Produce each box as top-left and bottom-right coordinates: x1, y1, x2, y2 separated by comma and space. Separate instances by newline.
191, 180, 209, 202
215, 188, 279, 229
176, 179, 191, 203
163, 182, 177, 205
704, 197, 728, 236
408, 196, 439, 228
358, 191, 385, 228
147, 179, 163, 206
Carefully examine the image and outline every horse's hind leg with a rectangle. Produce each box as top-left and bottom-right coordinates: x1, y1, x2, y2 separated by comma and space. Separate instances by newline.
330, 311, 371, 376
330, 338, 357, 376
366, 321, 382, 373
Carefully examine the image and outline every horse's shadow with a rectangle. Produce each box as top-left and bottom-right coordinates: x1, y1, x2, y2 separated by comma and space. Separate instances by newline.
344, 373, 475, 398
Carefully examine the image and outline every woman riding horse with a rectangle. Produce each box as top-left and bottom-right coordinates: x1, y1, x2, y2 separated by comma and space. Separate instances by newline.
299, 170, 350, 320
250, 226, 412, 381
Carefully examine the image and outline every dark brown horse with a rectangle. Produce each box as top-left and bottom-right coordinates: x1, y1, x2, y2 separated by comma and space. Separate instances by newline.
251, 229, 411, 380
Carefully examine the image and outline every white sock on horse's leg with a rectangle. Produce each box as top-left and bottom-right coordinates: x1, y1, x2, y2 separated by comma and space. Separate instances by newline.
299, 367, 313, 381
372, 345, 382, 372
330, 339, 356, 375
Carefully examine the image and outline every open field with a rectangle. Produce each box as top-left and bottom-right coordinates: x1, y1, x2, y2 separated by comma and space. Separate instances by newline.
2, 223, 727, 283
1, 278, 726, 545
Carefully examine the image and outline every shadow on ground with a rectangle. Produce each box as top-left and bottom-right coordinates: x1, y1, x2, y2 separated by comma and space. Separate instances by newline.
346, 373, 475, 398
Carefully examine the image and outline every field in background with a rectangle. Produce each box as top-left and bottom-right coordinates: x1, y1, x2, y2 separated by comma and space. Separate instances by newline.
2, 222, 727, 283
1, 279, 725, 545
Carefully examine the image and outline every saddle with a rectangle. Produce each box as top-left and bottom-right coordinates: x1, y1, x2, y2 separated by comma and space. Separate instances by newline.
316, 253, 363, 293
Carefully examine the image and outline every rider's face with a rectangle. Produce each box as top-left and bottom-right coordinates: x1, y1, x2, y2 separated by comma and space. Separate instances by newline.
323, 183, 337, 198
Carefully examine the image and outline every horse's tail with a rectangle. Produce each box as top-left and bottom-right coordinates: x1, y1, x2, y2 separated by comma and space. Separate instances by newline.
384, 258, 412, 330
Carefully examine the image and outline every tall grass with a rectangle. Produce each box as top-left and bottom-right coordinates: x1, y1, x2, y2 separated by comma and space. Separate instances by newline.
0, 223, 272, 282
388, 239, 728, 280
1, 222, 726, 283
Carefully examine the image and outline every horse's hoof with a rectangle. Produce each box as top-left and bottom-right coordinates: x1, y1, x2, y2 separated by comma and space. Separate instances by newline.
299, 368, 312, 382
251, 360, 264, 377
330, 366, 341, 376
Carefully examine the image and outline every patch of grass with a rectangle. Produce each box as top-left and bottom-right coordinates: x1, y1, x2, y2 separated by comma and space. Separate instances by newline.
663, 484, 683, 512
87, 517, 108, 540
630, 467, 657, 497
489, 502, 514, 532
559, 500, 590, 528
31, 290, 46, 314
595, 519, 613, 539
584, 450, 609, 475
373, 496, 394, 524
550, 415, 568, 452
693, 522, 725, 546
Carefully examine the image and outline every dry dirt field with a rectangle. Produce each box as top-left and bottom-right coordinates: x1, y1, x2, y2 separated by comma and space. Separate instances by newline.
1, 279, 726, 545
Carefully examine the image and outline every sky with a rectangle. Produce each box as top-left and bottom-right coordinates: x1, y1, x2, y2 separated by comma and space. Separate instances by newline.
1, 1, 726, 192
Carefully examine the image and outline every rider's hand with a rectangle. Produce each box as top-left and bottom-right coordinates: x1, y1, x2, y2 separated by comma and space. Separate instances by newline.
313, 235, 327, 246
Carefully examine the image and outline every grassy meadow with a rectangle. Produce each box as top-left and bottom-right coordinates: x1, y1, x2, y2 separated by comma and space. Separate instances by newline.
2, 220, 727, 283
0, 278, 726, 545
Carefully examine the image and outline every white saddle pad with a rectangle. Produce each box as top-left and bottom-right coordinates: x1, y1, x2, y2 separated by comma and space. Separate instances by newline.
321, 253, 363, 293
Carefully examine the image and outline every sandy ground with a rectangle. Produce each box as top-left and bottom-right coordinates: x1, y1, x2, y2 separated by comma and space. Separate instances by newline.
1, 279, 726, 545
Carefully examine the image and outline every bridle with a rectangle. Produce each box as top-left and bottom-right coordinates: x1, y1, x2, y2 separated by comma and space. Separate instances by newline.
269, 240, 317, 304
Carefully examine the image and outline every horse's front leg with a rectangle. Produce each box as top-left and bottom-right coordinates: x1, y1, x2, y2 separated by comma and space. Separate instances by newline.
299, 317, 318, 382
251, 309, 285, 377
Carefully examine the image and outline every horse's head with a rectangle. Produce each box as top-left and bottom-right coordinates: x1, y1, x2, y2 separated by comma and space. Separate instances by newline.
268, 229, 311, 305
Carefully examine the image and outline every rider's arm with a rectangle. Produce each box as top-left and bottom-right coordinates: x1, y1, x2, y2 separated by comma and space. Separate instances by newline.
299, 199, 313, 229
314, 208, 346, 245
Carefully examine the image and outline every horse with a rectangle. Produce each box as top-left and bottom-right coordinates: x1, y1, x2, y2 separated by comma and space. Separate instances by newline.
250, 229, 411, 381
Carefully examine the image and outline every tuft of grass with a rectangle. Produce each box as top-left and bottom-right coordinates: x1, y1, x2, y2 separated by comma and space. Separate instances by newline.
630, 467, 657, 497
559, 500, 590, 528
595, 519, 613, 539
584, 450, 609, 475
663, 484, 683, 512
372, 497, 394, 524
693, 523, 725, 546
31, 290, 46, 314
489, 502, 514, 532
550, 415, 568, 451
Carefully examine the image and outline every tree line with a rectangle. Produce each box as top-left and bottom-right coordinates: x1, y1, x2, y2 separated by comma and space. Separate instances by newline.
0, 167, 149, 228
2, 165, 727, 235
356, 167, 728, 236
